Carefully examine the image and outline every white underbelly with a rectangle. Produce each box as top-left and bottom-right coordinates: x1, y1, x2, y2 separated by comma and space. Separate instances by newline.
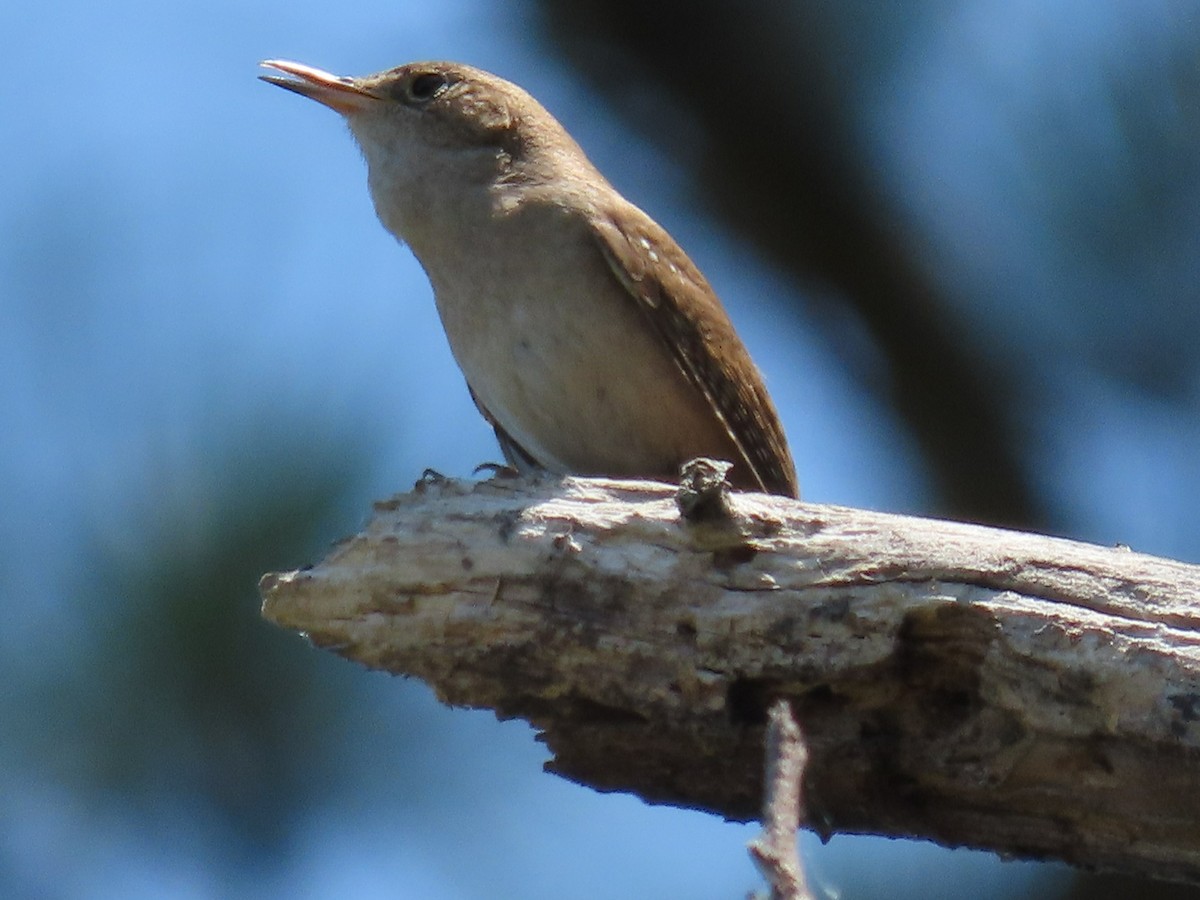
430, 234, 735, 478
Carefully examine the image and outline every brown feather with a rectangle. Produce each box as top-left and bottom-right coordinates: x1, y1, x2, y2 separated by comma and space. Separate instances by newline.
591, 206, 799, 498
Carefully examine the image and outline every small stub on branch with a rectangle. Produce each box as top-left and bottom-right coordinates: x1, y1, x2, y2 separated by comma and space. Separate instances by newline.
675, 458, 758, 564
676, 457, 736, 523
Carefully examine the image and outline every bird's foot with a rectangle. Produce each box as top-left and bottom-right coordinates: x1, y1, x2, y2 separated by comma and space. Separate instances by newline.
473, 461, 522, 479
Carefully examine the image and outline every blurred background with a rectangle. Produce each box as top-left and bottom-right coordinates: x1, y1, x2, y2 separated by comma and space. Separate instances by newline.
3, 0, 1199, 897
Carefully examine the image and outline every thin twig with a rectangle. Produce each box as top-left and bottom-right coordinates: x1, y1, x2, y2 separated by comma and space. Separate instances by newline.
748, 699, 813, 900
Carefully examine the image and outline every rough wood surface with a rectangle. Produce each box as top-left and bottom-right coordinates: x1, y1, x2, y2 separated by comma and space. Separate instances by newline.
259, 473, 1200, 884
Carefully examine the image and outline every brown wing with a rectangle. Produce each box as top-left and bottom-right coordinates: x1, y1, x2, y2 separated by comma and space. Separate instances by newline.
590, 206, 799, 498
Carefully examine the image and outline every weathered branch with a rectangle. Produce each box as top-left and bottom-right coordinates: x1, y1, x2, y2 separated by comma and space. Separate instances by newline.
260, 472, 1200, 885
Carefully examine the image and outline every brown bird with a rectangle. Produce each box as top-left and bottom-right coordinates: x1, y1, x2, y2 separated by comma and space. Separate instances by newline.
260, 59, 798, 497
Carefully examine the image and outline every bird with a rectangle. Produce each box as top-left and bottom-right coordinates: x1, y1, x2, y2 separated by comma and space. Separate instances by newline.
259, 59, 798, 498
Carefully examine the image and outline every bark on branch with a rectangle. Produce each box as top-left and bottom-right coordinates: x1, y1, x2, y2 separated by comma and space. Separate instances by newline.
259, 472, 1200, 885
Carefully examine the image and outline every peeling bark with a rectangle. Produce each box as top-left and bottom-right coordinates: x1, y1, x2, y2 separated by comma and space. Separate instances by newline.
260, 473, 1200, 885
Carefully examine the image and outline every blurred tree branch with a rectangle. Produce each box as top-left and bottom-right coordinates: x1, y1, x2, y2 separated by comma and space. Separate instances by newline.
261, 474, 1200, 887
533, 0, 1041, 528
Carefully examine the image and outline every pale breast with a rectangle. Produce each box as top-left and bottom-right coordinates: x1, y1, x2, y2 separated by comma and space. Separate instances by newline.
426, 202, 740, 482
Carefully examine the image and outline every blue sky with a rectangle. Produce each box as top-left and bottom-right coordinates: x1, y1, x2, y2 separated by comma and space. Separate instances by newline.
4, 0, 1197, 896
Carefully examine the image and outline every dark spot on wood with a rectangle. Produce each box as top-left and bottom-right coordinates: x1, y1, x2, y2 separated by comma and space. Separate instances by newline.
1169, 693, 1200, 736
712, 543, 758, 567
1169, 692, 1200, 722
764, 615, 797, 645
1087, 742, 1116, 775
728, 677, 775, 726
803, 684, 834, 705
568, 694, 649, 725
494, 509, 521, 542
809, 596, 851, 623
896, 602, 994, 699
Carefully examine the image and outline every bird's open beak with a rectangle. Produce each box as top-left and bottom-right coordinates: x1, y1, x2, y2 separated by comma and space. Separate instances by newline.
259, 60, 380, 115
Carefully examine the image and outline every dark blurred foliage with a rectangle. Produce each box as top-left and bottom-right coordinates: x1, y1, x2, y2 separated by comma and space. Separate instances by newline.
10, 427, 374, 856
534, 0, 1036, 527
534, 0, 1200, 533
532, 2, 1200, 895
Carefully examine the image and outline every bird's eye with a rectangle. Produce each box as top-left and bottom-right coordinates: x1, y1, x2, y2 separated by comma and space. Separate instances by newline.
407, 72, 448, 102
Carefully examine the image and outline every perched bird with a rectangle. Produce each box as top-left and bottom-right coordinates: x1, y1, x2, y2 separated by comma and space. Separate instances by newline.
260, 59, 798, 497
